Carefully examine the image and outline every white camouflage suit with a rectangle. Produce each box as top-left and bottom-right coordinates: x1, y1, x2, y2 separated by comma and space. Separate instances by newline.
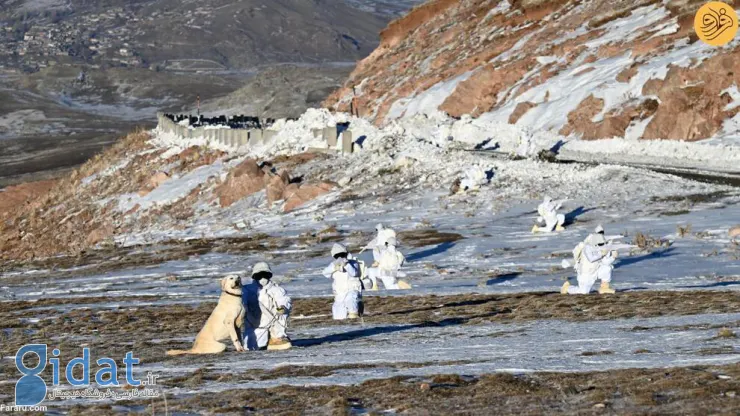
460, 165, 488, 192
322, 255, 363, 320
568, 239, 616, 294
367, 244, 406, 290
242, 280, 292, 350
537, 196, 565, 232
368, 227, 397, 263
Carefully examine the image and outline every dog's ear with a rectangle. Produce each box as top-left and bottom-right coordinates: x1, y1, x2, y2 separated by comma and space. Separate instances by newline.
220, 278, 227, 291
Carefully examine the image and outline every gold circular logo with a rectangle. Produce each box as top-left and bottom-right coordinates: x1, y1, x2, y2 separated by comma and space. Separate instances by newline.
695, 2, 738, 46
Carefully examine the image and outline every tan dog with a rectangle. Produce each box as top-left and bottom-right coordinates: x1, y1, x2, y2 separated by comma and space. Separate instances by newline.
167, 275, 245, 355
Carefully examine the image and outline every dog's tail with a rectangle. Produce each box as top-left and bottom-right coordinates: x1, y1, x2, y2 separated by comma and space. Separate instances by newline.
166, 349, 192, 356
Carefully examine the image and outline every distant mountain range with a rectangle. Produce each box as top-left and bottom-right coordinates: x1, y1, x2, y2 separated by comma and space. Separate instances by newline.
1, 0, 424, 72
0, 0, 423, 184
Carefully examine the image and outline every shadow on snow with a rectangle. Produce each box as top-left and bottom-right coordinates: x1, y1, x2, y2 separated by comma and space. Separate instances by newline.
293, 313, 502, 348
406, 241, 457, 262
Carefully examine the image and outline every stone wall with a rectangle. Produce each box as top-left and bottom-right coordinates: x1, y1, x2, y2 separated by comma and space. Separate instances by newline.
156, 113, 356, 153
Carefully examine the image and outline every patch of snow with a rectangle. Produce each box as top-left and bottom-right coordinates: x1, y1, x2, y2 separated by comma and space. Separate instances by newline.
560, 135, 740, 171
20, 0, 65, 11
491, 27, 542, 63
584, 5, 670, 49
115, 160, 229, 213
386, 71, 474, 119
481, 53, 634, 131
81, 159, 133, 186
0, 109, 67, 139
648, 20, 680, 39
624, 115, 654, 141
483, 0, 511, 21
715, 113, 740, 144
549, 23, 589, 46
592, 40, 713, 122
722, 84, 740, 111
536, 55, 560, 65
480, 36, 715, 133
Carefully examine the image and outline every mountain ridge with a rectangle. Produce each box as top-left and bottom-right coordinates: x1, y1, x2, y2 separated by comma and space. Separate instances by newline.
325, 0, 740, 142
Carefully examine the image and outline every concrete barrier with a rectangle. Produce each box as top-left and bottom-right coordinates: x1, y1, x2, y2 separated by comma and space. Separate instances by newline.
237, 130, 249, 147
156, 113, 361, 155
341, 131, 353, 154
324, 126, 337, 148
250, 129, 263, 146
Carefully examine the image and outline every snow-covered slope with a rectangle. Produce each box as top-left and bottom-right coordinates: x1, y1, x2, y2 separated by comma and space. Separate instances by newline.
2, 108, 739, 411
325, 0, 740, 143
2, 108, 738, 265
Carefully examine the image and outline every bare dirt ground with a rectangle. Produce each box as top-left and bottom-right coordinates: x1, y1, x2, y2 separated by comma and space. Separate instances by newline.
1, 290, 737, 366
86, 364, 740, 415
1, 291, 738, 414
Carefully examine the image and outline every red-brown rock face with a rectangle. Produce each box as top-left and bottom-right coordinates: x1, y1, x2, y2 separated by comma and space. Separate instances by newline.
215, 158, 335, 212
216, 159, 267, 208
325, 0, 739, 141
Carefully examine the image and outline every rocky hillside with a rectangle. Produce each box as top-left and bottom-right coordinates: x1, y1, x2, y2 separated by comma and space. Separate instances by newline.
3, 105, 739, 266
325, 0, 740, 142
0, 1, 426, 184
0, 126, 338, 263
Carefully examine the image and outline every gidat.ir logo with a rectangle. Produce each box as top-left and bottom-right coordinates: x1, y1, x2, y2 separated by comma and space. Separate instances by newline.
14, 344, 148, 407
15, 345, 47, 406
